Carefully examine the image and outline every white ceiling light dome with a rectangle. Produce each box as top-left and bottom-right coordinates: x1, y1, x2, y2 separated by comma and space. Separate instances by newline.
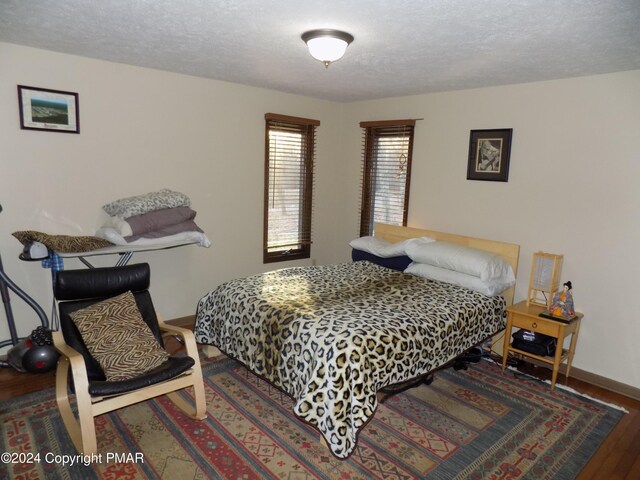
301, 29, 354, 68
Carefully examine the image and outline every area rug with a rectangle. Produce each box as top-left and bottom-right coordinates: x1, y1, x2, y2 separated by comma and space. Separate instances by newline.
0, 356, 624, 480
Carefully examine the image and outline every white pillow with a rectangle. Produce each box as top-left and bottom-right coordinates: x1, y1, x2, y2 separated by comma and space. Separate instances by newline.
103, 216, 133, 237
404, 262, 515, 296
350, 235, 435, 258
405, 241, 515, 283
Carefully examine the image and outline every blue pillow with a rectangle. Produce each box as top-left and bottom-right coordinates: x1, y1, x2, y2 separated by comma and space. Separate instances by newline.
351, 249, 412, 271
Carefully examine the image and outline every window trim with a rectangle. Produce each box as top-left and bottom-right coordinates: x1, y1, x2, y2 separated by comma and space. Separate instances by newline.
359, 119, 416, 237
263, 113, 319, 264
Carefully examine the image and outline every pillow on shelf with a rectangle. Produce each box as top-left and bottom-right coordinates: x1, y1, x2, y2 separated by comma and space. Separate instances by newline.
404, 262, 515, 296
95, 227, 211, 248
12, 230, 113, 253
102, 189, 191, 219
70, 291, 169, 381
349, 235, 435, 258
125, 206, 198, 237
102, 216, 133, 237
406, 241, 515, 283
125, 219, 204, 241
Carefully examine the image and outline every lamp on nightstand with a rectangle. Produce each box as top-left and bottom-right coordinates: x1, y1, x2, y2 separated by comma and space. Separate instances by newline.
527, 251, 563, 307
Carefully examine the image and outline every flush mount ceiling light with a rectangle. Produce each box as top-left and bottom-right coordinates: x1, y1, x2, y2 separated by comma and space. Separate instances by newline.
301, 29, 354, 68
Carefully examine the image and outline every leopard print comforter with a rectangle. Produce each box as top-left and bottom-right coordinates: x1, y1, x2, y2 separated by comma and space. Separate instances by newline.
194, 261, 506, 458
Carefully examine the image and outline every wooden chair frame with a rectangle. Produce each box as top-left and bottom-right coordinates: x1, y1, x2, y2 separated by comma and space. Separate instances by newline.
53, 316, 206, 455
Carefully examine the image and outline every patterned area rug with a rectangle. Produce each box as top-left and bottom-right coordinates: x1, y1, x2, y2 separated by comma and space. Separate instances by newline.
1, 356, 624, 479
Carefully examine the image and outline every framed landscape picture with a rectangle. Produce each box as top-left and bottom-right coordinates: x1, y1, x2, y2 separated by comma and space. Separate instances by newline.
18, 85, 80, 133
467, 128, 512, 182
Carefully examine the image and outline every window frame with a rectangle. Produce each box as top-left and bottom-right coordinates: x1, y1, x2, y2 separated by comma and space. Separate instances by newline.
263, 113, 319, 264
359, 119, 416, 237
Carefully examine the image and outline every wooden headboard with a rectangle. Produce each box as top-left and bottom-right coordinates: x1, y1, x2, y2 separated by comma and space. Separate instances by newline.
373, 223, 520, 305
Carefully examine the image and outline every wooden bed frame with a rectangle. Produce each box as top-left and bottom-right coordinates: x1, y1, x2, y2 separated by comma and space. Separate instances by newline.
373, 223, 520, 305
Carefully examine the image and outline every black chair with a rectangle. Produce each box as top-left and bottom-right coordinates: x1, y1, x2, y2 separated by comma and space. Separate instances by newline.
52, 263, 206, 454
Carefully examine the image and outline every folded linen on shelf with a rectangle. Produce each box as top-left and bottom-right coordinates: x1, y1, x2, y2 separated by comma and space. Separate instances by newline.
96, 227, 211, 248
102, 189, 190, 219
100, 190, 208, 247
104, 206, 202, 240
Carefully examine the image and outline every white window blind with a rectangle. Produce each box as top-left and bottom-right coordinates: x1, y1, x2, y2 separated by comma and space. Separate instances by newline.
359, 120, 416, 237
264, 113, 319, 263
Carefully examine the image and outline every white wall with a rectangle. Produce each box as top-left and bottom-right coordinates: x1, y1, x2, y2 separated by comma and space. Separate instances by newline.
2, 41, 638, 390
340, 70, 640, 388
0, 42, 345, 351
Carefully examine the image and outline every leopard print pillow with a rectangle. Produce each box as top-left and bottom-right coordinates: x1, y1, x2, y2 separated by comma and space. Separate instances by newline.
13, 230, 113, 253
102, 189, 191, 219
70, 291, 169, 381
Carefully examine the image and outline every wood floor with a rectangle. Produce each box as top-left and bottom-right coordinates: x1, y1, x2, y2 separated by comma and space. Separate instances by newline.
1, 338, 638, 479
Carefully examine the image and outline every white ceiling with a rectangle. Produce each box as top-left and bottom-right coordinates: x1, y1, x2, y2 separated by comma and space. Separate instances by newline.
1, 0, 639, 102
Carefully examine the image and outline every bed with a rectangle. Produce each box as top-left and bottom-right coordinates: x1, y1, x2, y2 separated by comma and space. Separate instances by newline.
194, 224, 519, 458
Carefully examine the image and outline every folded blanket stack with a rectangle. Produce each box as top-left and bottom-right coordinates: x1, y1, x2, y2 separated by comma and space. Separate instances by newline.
97, 189, 210, 247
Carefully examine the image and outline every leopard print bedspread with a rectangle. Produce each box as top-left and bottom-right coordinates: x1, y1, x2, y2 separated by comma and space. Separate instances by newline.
194, 261, 506, 458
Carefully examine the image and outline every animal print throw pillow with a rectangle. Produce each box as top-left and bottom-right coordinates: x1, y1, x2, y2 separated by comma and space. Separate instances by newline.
70, 291, 169, 381
102, 189, 191, 219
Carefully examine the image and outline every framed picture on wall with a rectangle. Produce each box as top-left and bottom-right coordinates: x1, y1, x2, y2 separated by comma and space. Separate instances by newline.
467, 128, 512, 182
18, 85, 80, 133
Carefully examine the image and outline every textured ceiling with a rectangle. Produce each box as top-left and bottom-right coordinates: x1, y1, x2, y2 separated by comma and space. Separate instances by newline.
1, 0, 639, 102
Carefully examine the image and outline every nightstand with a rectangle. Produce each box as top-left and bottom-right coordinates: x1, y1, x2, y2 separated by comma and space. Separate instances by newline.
502, 300, 583, 389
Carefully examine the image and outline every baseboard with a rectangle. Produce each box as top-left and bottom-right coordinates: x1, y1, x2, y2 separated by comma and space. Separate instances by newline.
566, 366, 640, 401
518, 356, 640, 401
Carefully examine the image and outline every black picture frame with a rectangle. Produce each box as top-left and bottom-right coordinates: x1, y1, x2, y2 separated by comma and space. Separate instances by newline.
18, 85, 80, 134
467, 128, 512, 182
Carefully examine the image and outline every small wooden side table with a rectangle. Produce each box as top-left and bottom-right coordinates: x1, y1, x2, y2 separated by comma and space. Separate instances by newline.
502, 300, 583, 389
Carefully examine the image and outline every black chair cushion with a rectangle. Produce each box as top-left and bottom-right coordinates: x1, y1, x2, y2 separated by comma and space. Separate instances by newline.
88, 355, 195, 397
54, 263, 151, 301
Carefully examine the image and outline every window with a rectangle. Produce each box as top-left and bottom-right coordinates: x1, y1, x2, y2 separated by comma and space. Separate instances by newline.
264, 113, 319, 263
359, 119, 416, 237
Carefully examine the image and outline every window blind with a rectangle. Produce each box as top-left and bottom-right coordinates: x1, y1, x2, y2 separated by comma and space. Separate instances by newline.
264, 113, 319, 263
359, 120, 416, 237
